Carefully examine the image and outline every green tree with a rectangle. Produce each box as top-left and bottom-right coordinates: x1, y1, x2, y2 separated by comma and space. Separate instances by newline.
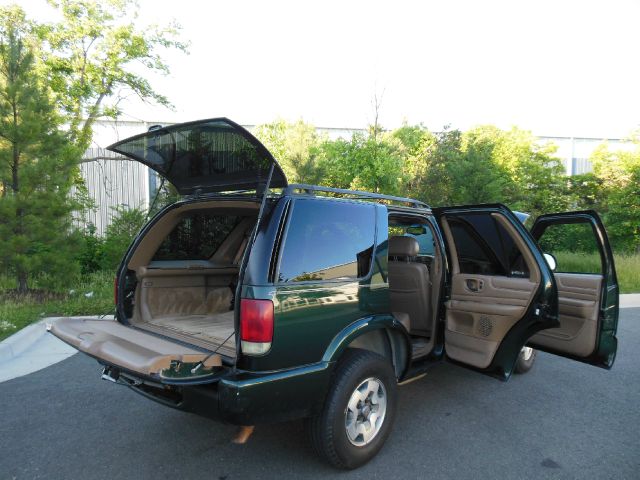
348, 133, 405, 194
443, 126, 513, 205
0, 1, 187, 291
402, 127, 462, 206
313, 136, 353, 188
42, 0, 188, 149
389, 123, 439, 201
316, 130, 405, 195
606, 163, 640, 252
391, 123, 429, 157
400, 124, 567, 212
0, 16, 83, 293
566, 172, 603, 210
254, 119, 324, 184
471, 126, 567, 216
589, 140, 640, 252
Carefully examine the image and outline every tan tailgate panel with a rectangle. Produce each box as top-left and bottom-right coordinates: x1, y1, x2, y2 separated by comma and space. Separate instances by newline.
49, 317, 220, 376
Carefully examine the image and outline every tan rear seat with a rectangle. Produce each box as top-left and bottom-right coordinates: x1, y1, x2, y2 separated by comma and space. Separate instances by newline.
388, 236, 432, 336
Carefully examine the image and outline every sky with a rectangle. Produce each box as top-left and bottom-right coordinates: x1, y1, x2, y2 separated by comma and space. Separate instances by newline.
6, 0, 640, 138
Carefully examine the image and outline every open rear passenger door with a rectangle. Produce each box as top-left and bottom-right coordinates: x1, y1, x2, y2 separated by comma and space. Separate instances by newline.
435, 205, 558, 380
527, 210, 619, 369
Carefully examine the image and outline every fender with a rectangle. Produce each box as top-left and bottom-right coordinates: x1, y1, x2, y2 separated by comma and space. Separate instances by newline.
321, 314, 412, 380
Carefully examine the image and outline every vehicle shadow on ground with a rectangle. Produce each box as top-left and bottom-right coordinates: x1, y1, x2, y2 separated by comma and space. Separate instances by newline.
133, 361, 484, 478
2, 351, 486, 479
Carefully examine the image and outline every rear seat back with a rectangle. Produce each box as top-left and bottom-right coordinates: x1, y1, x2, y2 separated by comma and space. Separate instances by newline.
388, 236, 432, 336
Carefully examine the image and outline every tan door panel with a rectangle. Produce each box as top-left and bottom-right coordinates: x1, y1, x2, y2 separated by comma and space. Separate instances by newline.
530, 273, 602, 356
439, 213, 541, 370
446, 274, 537, 368
528, 210, 618, 368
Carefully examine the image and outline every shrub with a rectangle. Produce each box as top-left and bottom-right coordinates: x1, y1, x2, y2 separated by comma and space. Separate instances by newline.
76, 224, 105, 274
99, 206, 147, 271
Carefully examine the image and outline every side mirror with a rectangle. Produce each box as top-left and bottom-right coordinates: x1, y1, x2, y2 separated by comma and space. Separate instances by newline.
543, 253, 557, 271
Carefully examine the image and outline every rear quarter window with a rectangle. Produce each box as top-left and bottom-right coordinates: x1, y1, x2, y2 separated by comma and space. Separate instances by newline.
277, 200, 376, 282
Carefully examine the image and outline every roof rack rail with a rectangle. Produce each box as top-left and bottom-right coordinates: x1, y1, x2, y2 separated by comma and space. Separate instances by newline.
283, 184, 430, 209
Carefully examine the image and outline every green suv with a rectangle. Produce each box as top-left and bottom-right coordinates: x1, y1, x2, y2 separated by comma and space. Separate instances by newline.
50, 118, 619, 469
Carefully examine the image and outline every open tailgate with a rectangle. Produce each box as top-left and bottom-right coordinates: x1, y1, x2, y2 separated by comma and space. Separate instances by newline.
107, 117, 288, 195
48, 317, 222, 379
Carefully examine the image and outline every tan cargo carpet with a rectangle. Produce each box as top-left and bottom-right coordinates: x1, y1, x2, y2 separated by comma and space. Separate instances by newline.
139, 310, 236, 357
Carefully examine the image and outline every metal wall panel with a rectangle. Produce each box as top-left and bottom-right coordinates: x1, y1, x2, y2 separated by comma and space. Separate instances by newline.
74, 149, 149, 236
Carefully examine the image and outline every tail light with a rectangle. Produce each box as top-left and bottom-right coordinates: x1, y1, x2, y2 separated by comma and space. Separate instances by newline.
114, 276, 118, 305
240, 298, 274, 355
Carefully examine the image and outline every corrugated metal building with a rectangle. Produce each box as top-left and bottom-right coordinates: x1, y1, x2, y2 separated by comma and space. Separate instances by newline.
78, 152, 150, 235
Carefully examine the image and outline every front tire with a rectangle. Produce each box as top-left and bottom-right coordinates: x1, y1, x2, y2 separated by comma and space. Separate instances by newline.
515, 346, 537, 374
307, 349, 397, 469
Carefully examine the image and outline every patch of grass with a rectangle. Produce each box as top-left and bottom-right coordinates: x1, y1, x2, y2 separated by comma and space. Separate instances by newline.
554, 251, 640, 294
613, 253, 640, 294
0, 271, 114, 341
553, 251, 602, 274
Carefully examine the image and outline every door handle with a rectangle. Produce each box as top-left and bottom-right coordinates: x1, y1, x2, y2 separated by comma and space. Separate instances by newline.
466, 279, 483, 292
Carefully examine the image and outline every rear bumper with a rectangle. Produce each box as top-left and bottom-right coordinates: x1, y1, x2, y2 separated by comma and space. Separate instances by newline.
127, 361, 335, 425
50, 317, 335, 425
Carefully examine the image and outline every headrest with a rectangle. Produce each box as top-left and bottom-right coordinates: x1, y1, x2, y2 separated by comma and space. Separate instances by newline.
389, 236, 419, 257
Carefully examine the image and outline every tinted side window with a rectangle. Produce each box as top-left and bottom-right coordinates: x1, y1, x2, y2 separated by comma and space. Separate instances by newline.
277, 200, 376, 282
537, 222, 602, 274
449, 219, 505, 275
448, 214, 529, 277
494, 219, 530, 277
153, 213, 242, 261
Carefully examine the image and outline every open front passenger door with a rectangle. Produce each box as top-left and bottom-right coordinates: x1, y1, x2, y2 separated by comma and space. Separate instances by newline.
435, 205, 558, 380
528, 210, 619, 369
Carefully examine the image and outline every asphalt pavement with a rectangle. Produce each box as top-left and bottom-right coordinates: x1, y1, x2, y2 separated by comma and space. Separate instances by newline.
1, 309, 639, 480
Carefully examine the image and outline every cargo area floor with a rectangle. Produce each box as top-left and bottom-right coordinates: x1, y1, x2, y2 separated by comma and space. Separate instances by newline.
137, 310, 236, 358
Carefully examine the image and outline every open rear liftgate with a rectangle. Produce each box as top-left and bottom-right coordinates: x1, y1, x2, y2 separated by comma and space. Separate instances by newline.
48, 121, 280, 385
49, 166, 274, 384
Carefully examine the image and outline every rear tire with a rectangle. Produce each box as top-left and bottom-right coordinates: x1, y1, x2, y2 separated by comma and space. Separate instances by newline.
307, 349, 397, 469
515, 346, 537, 374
